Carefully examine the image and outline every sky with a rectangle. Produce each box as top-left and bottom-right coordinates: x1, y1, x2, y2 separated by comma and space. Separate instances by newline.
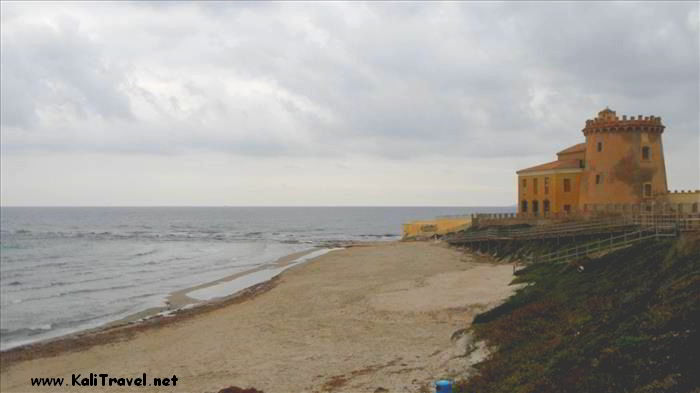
1, 1, 698, 206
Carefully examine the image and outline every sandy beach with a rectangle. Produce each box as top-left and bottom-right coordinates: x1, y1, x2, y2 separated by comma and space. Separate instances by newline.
0, 242, 518, 393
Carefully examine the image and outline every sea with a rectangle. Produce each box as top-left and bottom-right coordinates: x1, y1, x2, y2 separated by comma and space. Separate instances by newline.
0, 206, 513, 350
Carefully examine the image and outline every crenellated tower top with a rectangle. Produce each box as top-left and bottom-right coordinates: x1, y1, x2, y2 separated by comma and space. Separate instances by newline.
582, 107, 665, 136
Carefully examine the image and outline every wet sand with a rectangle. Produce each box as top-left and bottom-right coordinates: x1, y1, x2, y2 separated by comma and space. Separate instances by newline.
0, 242, 518, 393
72, 249, 327, 333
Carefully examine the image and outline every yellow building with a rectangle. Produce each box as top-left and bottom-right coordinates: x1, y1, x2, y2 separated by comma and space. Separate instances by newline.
517, 143, 585, 216
517, 108, 677, 216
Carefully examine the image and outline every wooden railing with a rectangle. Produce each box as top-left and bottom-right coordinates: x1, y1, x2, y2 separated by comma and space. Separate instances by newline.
446, 213, 699, 246
448, 214, 698, 265
447, 217, 635, 244
629, 213, 700, 231
532, 225, 676, 264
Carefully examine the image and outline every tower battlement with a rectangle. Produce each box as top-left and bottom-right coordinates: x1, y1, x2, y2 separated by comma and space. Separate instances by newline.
582, 108, 665, 136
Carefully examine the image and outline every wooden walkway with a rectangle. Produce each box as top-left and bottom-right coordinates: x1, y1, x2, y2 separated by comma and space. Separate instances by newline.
446, 214, 700, 265
532, 227, 676, 264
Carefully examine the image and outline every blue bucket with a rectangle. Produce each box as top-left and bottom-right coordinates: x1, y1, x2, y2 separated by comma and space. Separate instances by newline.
436, 379, 452, 393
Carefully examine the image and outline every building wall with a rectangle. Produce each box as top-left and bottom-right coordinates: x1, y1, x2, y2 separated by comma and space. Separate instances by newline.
518, 171, 582, 215
518, 174, 550, 214
525, 175, 544, 214
553, 172, 582, 213
579, 130, 668, 209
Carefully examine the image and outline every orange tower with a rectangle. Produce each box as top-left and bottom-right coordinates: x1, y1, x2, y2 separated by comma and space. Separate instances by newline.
579, 108, 668, 211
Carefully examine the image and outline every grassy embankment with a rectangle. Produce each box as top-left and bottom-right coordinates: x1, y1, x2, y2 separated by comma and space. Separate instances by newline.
456, 234, 699, 393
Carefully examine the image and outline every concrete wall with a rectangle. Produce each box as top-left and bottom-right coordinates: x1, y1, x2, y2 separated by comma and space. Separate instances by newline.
402, 217, 471, 239
662, 190, 700, 214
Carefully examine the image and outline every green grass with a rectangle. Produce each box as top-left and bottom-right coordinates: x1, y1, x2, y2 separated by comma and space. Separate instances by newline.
456, 235, 700, 393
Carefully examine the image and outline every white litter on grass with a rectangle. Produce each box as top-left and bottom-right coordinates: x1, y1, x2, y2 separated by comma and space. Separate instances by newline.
186, 248, 342, 301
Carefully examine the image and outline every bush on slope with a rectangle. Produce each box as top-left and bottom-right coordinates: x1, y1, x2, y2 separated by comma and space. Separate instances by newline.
457, 236, 700, 393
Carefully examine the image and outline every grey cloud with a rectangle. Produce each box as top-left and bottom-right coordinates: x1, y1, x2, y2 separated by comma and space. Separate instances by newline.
1, 17, 132, 128
0, 1, 697, 164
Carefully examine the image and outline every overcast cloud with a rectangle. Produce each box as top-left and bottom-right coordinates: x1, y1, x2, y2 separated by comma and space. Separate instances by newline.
1, 1, 698, 206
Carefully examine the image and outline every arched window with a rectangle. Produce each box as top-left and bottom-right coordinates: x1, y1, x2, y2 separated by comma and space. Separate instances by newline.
521, 200, 528, 213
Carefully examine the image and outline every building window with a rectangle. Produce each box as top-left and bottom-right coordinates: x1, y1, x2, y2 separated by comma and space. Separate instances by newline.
563, 178, 571, 192
533, 178, 539, 194
543, 200, 550, 213
642, 146, 651, 160
521, 200, 528, 213
544, 177, 549, 194
597, 142, 603, 152
564, 204, 571, 214
595, 174, 603, 185
579, 160, 585, 168
532, 200, 539, 215
522, 178, 527, 189
693, 203, 698, 213
643, 183, 652, 197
